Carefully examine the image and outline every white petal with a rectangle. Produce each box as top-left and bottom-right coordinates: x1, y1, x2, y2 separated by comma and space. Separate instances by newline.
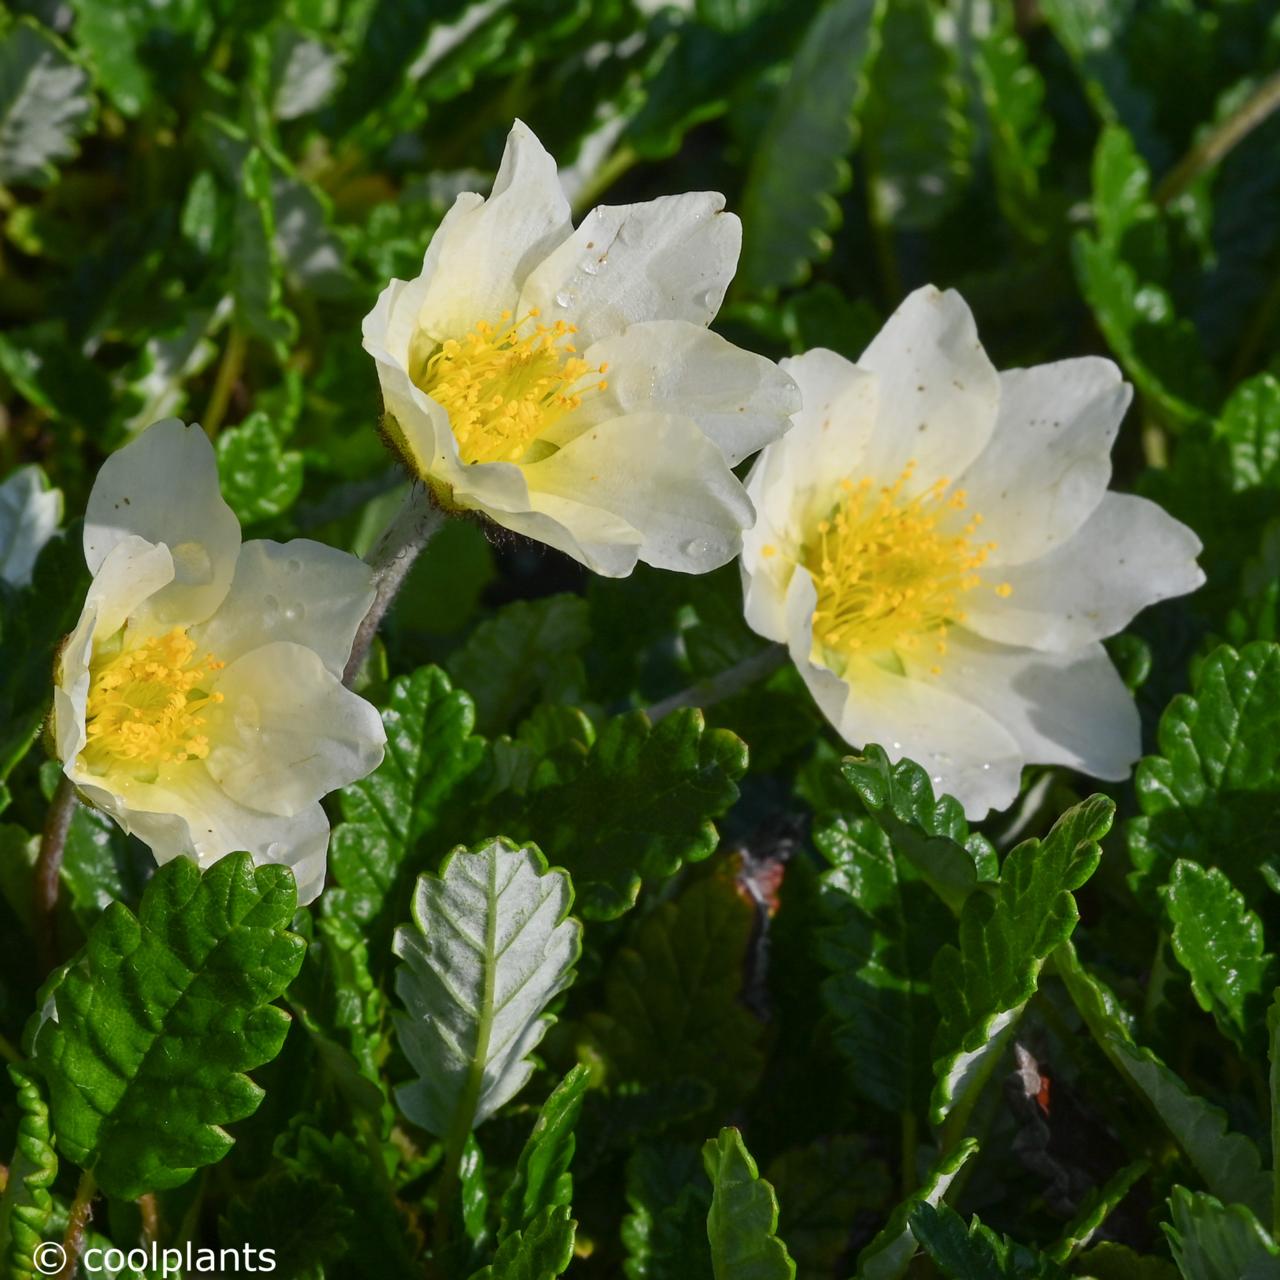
965, 493, 1205, 651
783, 567, 1024, 818
856, 286, 1000, 495
485, 493, 643, 577
370, 352, 534, 515
412, 120, 572, 342
85, 419, 240, 627
76, 767, 332, 906
764, 350, 880, 531
523, 411, 754, 574
205, 641, 386, 817
193, 538, 376, 678
955, 358, 1130, 565
519, 192, 740, 348
905, 631, 1140, 780
0, 464, 62, 586
565, 320, 798, 466
54, 537, 175, 769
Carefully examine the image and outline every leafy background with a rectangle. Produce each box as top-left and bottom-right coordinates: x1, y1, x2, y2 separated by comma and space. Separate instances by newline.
2, 0, 1280, 1276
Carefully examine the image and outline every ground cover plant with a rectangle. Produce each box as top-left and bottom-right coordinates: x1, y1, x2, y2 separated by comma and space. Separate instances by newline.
2, 1, 1280, 1278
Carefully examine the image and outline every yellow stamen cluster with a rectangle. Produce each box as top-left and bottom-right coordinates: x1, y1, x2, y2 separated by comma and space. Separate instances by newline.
805, 462, 1012, 674
418, 309, 608, 465
81, 628, 224, 777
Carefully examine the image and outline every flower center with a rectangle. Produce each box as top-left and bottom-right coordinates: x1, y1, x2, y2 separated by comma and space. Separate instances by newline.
417, 309, 608, 465
81, 628, 224, 778
801, 463, 1012, 674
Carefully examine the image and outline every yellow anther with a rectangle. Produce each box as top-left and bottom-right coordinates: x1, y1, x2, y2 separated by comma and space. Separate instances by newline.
803, 464, 1010, 674
417, 311, 608, 465
81, 628, 224, 779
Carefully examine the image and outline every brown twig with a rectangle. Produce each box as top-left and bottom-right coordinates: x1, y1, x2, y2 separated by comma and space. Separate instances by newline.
34, 775, 77, 972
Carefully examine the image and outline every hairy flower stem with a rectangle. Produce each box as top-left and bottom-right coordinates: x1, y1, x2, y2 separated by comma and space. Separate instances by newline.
57, 1170, 97, 1280
343, 485, 446, 687
1156, 68, 1280, 206
34, 775, 77, 972
646, 643, 788, 723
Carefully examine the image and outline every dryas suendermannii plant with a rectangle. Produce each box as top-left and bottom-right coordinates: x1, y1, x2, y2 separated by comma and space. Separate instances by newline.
3, 3, 1280, 1277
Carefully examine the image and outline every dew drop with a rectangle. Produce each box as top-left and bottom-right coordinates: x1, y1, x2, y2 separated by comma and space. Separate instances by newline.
891, 741, 902, 751
581, 258, 601, 276
693, 287, 719, 312
283, 603, 304, 623
981, 762, 991, 771
681, 537, 712, 558
262, 593, 281, 621
554, 289, 574, 308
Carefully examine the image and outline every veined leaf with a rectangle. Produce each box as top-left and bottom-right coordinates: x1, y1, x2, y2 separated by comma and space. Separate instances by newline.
499, 1066, 590, 1240
1055, 941, 1271, 1221
467, 1204, 576, 1280
1162, 860, 1275, 1051
512, 709, 747, 920
0, 20, 95, 188
736, 0, 883, 294
216, 411, 305, 525
842, 746, 997, 911
0, 1065, 57, 1280
233, 148, 298, 352
446, 595, 590, 737
324, 665, 485, 950
392, 839, 581, 1140
816, 812, 951, 1115
930, 796, 1112, 1127
1163, 1188, 1280, 1280
703, 1128, 796, 1280
622, 1141, 713, 1280
909, 1202, 1064, 1279
855, 1139, 978, 1280
585, 872, 764, 1107
1128, 643, 1280, 907
33, 853, 305, 1199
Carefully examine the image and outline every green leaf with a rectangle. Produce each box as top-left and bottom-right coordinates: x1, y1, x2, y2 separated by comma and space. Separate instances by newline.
392, 839, 581, 1140
1164, 1188, 1280, 1280
863, 0, 972, 231
511, 709, 747, 921
446, 595, 590, 737
816, 812, 951, 1115
855, 1138, 978, 1280
703, 1127, 796, 1280
1162, 861, 1275, 1051
114, 305, 224, 437
909, 1202, 1063, 1279
468, 1204, 576, 1280
216, 410, 305, 524
1073, 127, 1216, 426
736, 0, 883, 294
586, 873, 765, 1107
1055, 941, 1271, 1222
842, 746, 997, 911
233, 148, 298, 351
1128, 643, 1280, 907
1270, 991, 1280, 1244
1073, 1243, 1178, 1280
33, 853, 305, 1199
968, 3, 1053, 241
0, 1065, 58, 1280
1215, 375, 1280, 494
622, 1141, 713, 1280
1049, 1160, 1150, 1263
931, 797, 1112, 1126
324, 665, 485, 949
0, 20, 94, 187
499, 1066, 590, 1240
766, 1138, 890, 1277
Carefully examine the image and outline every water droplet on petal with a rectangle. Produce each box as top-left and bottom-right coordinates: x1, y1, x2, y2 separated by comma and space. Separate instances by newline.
981, 762, 991, 771
283, 603, 304, 623
554, 289, 574, 308
891, 741, 902, 752
285, 557, 303, 574
681, 537, 713, 558
694, 287, 719, 312
581, 258, 600, 276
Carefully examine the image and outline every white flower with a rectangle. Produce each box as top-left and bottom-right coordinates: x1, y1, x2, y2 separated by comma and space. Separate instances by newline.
362, 119, 798, 578
0, 464, 63, 587
53, 420, 387, 903
740, 286, 1204, 819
